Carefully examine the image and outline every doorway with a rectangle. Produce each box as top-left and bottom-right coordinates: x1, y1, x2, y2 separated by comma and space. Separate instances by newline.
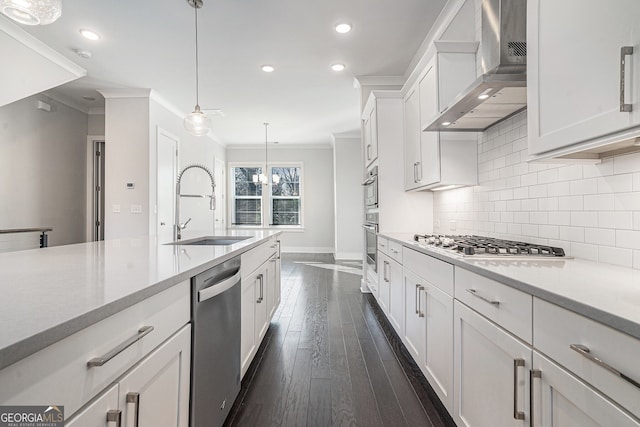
157, 128, 179, 243
86, 136, 106, 242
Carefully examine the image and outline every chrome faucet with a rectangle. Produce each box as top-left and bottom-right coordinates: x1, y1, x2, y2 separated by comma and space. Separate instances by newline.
175, 164, 216, 241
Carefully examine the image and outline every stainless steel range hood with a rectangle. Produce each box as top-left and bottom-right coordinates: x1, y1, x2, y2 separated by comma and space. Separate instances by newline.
425, 0, 527, 132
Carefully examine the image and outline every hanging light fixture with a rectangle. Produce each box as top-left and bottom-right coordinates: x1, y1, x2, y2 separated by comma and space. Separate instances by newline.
0, 0, 62, 25
183, 0, 212, 136
253, 123, 280, 185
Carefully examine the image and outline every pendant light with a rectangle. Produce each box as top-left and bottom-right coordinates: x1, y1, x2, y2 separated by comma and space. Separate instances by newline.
253, 123, 280, 185
0, 0, 61, 25
183, 0, 212, 136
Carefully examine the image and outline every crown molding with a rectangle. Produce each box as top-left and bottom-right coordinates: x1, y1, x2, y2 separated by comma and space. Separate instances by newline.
97, 88, 152, 99
88, 107, 105, 115
40, 90, 88, 114
353, 75, 406, 89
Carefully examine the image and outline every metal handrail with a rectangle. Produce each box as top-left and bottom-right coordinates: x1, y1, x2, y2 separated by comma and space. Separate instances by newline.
0, 227, 52, 247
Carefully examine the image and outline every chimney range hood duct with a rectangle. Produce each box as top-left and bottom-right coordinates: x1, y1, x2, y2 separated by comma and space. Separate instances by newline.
426, 0, 527, 132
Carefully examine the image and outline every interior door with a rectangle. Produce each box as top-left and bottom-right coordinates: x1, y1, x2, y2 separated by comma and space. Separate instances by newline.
94, 141, 105, 241
157, 128, 178, 244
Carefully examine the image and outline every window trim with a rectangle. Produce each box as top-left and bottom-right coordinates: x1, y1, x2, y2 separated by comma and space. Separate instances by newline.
229, 161, 304, 229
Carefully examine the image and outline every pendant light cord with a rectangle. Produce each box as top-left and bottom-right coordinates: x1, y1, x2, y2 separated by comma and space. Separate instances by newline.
194, 2, 200, 108
264, 123, 269, 182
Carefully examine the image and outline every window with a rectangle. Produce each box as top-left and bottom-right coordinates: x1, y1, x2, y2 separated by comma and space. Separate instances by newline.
230, 164, 302, 227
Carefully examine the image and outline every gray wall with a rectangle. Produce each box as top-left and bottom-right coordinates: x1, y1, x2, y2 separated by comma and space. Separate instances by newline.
226, 145, 335, 252
0, 94, 88, 247
333, 136, 362, 259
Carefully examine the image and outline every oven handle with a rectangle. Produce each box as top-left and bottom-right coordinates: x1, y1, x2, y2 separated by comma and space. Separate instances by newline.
362, 224, 378, 232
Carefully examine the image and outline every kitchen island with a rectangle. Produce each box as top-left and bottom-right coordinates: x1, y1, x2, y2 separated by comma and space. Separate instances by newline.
0, 230, 281, 426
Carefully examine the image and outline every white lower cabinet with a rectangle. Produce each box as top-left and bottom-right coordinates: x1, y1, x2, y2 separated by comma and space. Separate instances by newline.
454, 301, 531, 427
240, 238, 281, 377
377, 253, 391, 314
387, 256, 404, 336
531, 351, 640, 427
403, 265, 454, 412
118, 324, 191, 427
66, 384, 120, 427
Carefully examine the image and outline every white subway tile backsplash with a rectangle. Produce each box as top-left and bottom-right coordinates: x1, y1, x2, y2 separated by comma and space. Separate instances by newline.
599, 211, 633, 229
598, 246, 633, 268
584, 194, 614, 211
570, 178, 598, 195
559, 226, 584, 242
570, 212, 599, 227
570, 242, 599, 262
538, 169, 559, 184
433, 114, 640, 269
558, 196, 584, 211
547, 181, 571, 197
597, 174, 633, 193
529, 184, 548, 198
549, 212, 571, 226
558, 165, 583, 181
584, 228, 615, 246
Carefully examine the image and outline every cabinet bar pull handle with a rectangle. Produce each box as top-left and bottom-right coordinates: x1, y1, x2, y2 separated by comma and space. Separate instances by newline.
256, 274, 264, 303
530, 369, 542, 427
513, 359, 525, 420
570, 344, 640, 389
383, 261, 390, 282
87, 326, 154, 367
106, 409, 121, 427
416, 161, 422, 181
620, 46, 634, 112
126, 392, 140, 427
466, 288, 500, 306
415, 284, 420, 314
413, 162, 418, 183
418, 285, 425, 318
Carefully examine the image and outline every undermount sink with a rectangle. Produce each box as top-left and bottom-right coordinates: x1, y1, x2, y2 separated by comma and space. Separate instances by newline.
168, 236, 251, 246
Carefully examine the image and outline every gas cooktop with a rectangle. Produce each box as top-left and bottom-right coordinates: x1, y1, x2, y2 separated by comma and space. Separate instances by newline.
413, 234, 566, 258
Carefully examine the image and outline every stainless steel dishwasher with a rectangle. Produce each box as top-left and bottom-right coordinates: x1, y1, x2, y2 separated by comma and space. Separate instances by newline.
191, 257, 241, 427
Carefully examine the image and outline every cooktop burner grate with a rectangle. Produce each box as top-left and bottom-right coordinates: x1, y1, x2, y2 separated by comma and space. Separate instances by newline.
413, 234, 566, 257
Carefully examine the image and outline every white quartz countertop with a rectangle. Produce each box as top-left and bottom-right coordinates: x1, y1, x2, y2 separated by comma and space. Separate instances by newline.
381, 232, 640, 340
0, 230, 280, 370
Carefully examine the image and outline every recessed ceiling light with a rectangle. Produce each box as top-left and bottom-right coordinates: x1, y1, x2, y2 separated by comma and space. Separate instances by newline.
261, 65, 275, 73
82, 96, 96, 101
478, 94, 490, 100
335, 23, 352, 34
79, 29, 100, 41
442, 121, 451, 126
331, 63, 345, 72
74, 49, 92, 59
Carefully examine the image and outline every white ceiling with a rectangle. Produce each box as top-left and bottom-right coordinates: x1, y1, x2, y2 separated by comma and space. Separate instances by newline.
19, 0, 447, 145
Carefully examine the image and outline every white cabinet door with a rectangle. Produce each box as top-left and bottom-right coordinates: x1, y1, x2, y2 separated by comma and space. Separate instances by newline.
418, 59, 441, 187
528, 0, 640, 155
254, 262, 270, 343
454, 301, 530, 427
403, 269, 426, 364
267, 255, 280, 319
531, 351, 640, 427
240, 271, 257, 376
377, 253, 391, 314
363, 104, 378, 167
403, 86, 422, 191
66, 384, 119, 427
118, 324, 190, 427
424, 283, 453, 413
387, 257, 404, 336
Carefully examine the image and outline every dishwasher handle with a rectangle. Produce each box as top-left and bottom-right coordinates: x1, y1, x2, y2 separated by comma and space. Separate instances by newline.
198, 269, 241, 302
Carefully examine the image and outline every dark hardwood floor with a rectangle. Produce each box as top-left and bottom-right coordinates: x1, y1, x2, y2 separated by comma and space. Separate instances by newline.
226, 253, 455, 427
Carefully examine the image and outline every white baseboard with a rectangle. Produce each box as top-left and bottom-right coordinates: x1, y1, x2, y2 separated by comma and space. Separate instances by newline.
334, 252, 362, 260
281, 246, 333, 254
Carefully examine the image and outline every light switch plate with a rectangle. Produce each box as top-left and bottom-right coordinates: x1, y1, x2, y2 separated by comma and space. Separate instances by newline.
131, 205, 142, 214
112, 204, 120, 213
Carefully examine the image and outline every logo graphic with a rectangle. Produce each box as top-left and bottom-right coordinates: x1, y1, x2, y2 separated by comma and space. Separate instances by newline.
0, 405, 64, 427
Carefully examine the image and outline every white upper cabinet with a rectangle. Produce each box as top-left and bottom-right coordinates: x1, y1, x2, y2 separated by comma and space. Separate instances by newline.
0, 19, 85, 107
404, 45, 479, 192
527, 0, 640, 158
362, 99, 379, 168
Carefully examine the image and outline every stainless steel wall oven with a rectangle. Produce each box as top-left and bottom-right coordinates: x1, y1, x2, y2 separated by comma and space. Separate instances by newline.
363, 212, 378, 273
363, 166, 378, 209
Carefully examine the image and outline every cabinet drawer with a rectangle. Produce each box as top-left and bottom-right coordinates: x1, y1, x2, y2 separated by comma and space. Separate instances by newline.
534, 298, 640, 418
0, 280, 190, 418
241, 237, 277, 279
455, 268, 532, 343
388, 240, 403, 264
403, 247, 453, 295
377, 236, 389, 255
